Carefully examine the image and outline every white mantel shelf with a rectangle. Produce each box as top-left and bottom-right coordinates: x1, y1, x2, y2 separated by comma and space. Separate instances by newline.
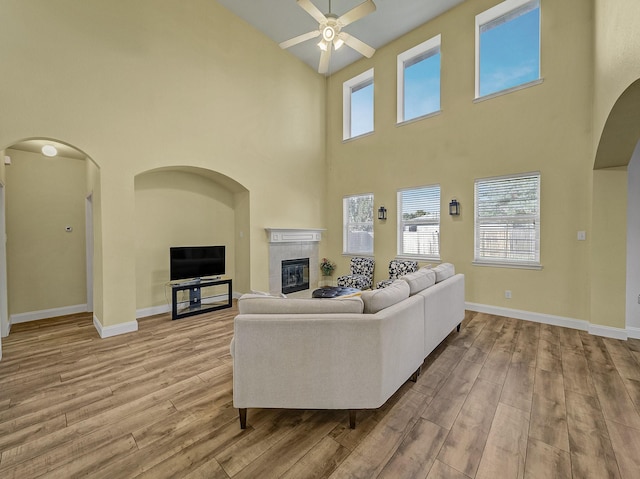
265, 228, 325, 243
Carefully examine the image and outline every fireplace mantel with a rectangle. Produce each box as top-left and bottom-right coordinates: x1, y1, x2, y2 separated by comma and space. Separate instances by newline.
265, 228, 325, 244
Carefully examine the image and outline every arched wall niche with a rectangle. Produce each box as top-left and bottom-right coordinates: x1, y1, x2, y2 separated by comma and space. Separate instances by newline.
134, 166, 250, 315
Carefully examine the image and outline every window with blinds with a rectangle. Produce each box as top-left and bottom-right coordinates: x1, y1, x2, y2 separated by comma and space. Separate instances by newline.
397, 185, 440, 259
343, 193, 374, 255
474, 173, 540, 266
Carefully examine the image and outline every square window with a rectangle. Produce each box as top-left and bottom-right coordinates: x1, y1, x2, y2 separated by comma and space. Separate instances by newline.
343, 69, 374, 140
476, 0, 540, 98
397, 35, 441, 123
343, 193, 374, 255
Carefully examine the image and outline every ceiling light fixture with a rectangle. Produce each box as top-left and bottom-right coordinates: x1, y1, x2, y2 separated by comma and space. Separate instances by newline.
279, 0, 377, 74
41, 145, 58, 157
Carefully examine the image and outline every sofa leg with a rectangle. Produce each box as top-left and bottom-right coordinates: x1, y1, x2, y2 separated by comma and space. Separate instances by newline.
410, 366, 421, 383
457, 323, 461, 332
349, 410, 357, 429
239, 408, 247, 429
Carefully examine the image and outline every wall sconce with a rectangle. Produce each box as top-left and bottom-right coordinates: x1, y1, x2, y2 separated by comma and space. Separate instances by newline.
377, 206, 387, 221
449, 199, 460, 216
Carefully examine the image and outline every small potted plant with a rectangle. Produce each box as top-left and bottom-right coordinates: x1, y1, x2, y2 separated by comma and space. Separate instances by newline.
320, 258, 336, 277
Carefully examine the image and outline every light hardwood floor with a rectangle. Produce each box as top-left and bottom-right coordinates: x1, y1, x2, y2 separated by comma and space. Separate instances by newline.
1, 304, 640, 478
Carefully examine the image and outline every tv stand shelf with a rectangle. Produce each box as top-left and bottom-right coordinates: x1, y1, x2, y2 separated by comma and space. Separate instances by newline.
171, 278, 232, 320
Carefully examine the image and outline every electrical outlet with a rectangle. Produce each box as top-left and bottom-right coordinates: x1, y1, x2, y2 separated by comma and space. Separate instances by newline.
505, 290, 512, 299
577, 231, 586, 241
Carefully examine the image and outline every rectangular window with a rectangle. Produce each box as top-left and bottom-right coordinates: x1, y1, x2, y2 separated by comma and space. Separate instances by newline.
343, 193, 374, 255
397, 35, 441, 123
474, 173, 541, 267
397, 185, 440, 259
343, 69, 374, 140
476, 0, 540, 98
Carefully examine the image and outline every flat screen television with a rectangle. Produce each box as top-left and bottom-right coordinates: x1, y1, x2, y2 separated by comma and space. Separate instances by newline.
170, 245, 225, 281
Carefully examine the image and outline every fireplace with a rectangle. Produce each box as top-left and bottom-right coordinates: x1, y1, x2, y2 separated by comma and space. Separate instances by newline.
281, 258, 310, 294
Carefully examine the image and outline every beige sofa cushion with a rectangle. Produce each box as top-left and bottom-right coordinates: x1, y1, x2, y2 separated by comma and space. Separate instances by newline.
360, 280, 410, 314
433, 263, 455, 283
401, 267, 436, 295
237, 294, 364, 314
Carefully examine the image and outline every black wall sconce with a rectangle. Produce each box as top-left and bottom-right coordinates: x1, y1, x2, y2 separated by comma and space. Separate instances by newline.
378, 206, 387, 221
449, 199, 460, 216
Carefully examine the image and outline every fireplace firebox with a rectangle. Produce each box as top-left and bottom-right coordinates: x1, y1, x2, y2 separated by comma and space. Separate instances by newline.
281, 258, 310, 294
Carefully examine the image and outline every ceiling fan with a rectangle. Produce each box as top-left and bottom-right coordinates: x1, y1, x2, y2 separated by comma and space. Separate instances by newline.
279, 0, 377, 74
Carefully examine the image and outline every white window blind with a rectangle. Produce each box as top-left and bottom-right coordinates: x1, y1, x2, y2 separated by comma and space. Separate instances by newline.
343, 193, 374, 255
398, 185, 440, 258
474, 173, 540, 266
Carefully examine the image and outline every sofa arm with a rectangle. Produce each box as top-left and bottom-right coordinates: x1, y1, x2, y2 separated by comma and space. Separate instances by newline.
419, 273, 465, 357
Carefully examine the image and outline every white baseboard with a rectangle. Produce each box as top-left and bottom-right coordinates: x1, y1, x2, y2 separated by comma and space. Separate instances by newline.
628, 326, 640, 340
93, 314, 138, 339
10, 304, 87, 324
136, 304, 170, 319
589, 324, 629, 340
465, 302, 629, 340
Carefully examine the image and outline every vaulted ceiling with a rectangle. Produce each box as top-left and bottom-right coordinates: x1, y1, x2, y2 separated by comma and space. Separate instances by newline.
216, 0, 467, 74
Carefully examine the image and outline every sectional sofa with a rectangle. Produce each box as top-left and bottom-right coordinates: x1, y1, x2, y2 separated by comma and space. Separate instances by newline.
230, 263, 465, 428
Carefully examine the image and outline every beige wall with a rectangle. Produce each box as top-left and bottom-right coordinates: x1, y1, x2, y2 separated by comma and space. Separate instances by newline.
594, 0, 640, 154
6, 149, 87, 315
0, 0, 325, 327
591, 167, 627, 329
134, 169, 238, 310
326, 0, 595, 322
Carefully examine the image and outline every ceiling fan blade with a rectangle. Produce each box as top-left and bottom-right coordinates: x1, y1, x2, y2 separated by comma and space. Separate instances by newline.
297, 0, 328, 25
339, 32, 376, 58
337, 0, 376, 27
279, 30, 320, 50
318, 47, 331, 74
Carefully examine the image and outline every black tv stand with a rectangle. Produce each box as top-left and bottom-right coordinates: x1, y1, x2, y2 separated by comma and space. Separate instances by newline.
171, 278, 232, 320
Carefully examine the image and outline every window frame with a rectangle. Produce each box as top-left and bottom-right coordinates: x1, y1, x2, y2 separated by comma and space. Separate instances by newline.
343, 68, 374, 141
475, 0, 541, 100
397, 184, 441, 261
342, 193, 374, 256
473, 172, 542, 269
397, 34, 442, 124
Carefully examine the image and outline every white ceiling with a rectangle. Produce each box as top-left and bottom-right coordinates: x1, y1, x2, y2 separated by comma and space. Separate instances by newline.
217, 0, 467, 74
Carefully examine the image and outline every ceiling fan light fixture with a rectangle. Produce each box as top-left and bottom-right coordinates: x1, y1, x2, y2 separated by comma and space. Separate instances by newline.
317, 39, 328, 51
322, 25, 335, 42
334, 37, 344, 50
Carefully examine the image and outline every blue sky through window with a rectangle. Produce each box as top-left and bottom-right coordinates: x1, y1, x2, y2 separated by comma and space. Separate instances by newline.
404, 52, 440, 121
351, 82, 373, 137
479, 6, 540, 97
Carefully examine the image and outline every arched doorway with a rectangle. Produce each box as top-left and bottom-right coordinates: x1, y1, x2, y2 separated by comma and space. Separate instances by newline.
593, 79, 640, 337
0, 138, 100, 339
